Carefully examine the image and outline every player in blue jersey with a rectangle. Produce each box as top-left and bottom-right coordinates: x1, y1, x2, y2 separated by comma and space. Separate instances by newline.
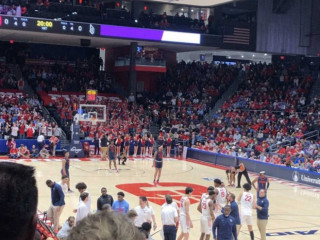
252, 171, 269, 195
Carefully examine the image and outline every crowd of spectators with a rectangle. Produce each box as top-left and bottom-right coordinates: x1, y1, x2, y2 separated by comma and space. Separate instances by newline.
145, 61, 238, 126
160, 62, 320, 172
138, 11, 207, 33
0, 3, 27, 16
10, 53, 320, 172
23, 57, 111, 93
0, 94, 47, 139
58, 97, 151, 139
0, 62, 18, 89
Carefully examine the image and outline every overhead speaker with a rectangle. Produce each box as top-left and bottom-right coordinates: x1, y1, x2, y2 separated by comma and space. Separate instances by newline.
80, 39, 91, 47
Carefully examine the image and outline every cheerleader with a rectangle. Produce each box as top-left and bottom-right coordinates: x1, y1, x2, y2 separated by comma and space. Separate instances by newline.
145, 136, 150, 157
140, 135, 146, 157
149, 135, 154, 157
166, 135, 172, 157
133, 133, 139, 157
158, 134, 164, 147
124, 134, 130, 157
115, 135, 122, 157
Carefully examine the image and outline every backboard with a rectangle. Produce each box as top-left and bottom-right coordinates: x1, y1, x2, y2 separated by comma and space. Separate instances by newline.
77, 104, 106, 123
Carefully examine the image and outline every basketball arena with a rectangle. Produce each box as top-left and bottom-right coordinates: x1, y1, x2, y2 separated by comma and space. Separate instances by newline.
0, 0, 319, 240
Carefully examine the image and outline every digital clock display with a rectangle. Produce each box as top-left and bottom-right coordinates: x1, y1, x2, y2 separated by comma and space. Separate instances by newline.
37, 20, 53, 28
0, 15, 99, 36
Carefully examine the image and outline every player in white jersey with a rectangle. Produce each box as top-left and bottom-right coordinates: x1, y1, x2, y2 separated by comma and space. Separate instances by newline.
237, 183, 255, 240
214, 179, 228, 218
197, 190, 215, 240
177, 187, 193, 240
201, 186, 214, 201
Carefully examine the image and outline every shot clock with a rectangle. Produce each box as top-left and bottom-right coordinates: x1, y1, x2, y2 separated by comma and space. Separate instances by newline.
86, 89, 97, 102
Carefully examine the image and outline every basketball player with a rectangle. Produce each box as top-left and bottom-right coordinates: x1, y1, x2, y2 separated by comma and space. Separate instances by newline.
214, 179, 228, 218
108, 141, 118, 172
201, 186, 215, 200
61, 151, 72, 192
237, 183, 255, 240
153, 145, 163, 184
226, 166, 237, 187
235, 163, 251, 188
197, 190, 215, 240
252, 171, 270, 195
177, 187, 193, 240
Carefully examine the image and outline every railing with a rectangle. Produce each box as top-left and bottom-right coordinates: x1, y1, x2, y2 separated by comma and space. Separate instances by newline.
186, 148, 320, 187
303, 130, 319, 140
115, 58, 166, 67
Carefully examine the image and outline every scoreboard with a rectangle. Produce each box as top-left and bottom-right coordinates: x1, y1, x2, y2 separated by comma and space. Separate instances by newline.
0, 15, 100, 37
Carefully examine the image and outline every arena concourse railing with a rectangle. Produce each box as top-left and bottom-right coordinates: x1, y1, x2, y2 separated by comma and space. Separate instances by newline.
186, 148, 320, 188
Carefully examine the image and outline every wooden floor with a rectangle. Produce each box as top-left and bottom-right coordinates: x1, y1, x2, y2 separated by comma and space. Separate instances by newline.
11, 156, 320, 240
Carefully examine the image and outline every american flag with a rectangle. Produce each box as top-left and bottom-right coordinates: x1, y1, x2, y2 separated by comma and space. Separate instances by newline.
223, 27, 250, 45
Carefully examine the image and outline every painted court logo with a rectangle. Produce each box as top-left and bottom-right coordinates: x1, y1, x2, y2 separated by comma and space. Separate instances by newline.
116, 182, 208, 206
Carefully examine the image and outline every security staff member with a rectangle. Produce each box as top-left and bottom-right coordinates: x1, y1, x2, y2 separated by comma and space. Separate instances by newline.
256, 189, 269, 240
212, 205, 238, 240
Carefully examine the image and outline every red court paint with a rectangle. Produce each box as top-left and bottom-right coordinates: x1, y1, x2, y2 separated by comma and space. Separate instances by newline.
116, 182, 208, 206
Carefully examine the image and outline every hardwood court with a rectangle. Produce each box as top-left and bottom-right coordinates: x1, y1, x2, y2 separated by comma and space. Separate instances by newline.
12, 157, 320, 240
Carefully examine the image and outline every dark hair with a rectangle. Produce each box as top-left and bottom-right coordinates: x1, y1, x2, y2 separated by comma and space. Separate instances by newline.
243, 183, 252, 191
46, 179, 53, 185
62, 175, 69, 180
80, 192, 89, 201
208, 190, 215, 196
0, 162, 38, 240
226, 169, 231, 174
101, 187, 107, 192
139, 196, 147, 202
214, 179, 222, 185
141, 222, 151, 232
76, 182, 87, 190
165, 194, 173, 204
185, 187, 193, 194
117, 191, 125, 197
207, 186, 214, 191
